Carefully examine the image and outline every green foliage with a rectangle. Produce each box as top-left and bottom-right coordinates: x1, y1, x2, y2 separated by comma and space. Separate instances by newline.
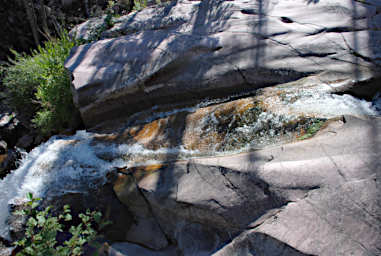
133, 0, 148, 11
79, 0, 153, 43
105, 1, 117, 28
82, 1, 116, 43
14, 193, 110, 256
298, 119, 325, 140
3, 31, 77, 135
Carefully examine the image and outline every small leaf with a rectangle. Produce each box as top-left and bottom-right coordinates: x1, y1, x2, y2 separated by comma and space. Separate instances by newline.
25, 246, 35, 254
63, 204, 70, 213
31, 201, 39, 209
64, 213, 72, 221
34, 234, 43, 241
27, 217, 38, 227
26, 192, 33, 201
13, 239, 26, 247
37, 215, 46, 226
73, 247, 82, 256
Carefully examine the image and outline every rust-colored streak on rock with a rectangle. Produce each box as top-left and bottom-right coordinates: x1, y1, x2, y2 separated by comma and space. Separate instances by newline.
133, 119, 162, 143
134, 164, 164, 179
0, 154, 8, 164
214, 99, 255, 119
94, 98, 267, 153
142, 164, 164, 172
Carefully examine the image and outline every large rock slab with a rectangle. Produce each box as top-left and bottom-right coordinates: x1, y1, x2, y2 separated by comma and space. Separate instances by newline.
0, 114, 379, 255
112, 115, 381, 255
65, 0, 381, 128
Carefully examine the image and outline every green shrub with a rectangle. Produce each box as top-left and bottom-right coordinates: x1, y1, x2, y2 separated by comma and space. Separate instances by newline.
3, 31, 77, 135
133, 0, 148, 11
14, 193, 110, 256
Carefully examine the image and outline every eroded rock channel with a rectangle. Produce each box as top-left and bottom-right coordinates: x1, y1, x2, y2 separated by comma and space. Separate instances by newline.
1, 0, 381, 255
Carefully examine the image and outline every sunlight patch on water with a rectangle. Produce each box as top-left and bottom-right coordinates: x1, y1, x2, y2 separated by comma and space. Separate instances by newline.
0, 88, 379, 240
0, 131, 201, 239
94, 142, 202, 165
289, 94, 379, 117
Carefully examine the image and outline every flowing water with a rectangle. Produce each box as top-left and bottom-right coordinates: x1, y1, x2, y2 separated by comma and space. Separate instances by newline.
0, 86, 380, 239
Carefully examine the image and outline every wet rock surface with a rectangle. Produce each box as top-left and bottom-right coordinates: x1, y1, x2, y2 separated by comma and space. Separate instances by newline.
0, 113, 380, 255
0, 77, 380, 255
107, 115, 381, 255
0, 110, 37, 178
2, 0, 381, 255
0, 107, 26, 179
0, 81, 35, 178
0, 112, 25, 149
0, 150, 21, 179
91, 92, 328, 163
196, 115, 381, 256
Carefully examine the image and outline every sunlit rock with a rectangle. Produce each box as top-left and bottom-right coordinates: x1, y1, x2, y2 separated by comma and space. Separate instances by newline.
66, 0, 381, 128
1, 0, 381, 255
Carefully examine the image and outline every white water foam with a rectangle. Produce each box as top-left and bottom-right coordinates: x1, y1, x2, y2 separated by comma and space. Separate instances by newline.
0, 91, 379, 240
0, 131, 106, 239
290, 94, 380, 117
0, 131, 200, 240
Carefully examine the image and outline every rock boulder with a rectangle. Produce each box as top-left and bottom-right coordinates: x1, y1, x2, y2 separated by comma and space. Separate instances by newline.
112, 115, 381, 255
65, 0, 381, 128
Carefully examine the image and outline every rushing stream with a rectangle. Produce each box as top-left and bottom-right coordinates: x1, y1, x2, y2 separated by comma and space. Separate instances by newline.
0, 89, 380, 240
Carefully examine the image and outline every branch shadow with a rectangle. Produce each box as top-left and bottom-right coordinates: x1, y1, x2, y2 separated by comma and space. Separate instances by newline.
66, 0, 381, 253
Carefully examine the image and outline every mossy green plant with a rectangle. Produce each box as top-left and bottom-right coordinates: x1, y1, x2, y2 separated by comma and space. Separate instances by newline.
298, 119, 325, 140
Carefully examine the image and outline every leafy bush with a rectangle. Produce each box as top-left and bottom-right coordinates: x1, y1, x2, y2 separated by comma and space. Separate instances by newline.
133, 0, 148, 11
3, 31, 77, 135
14, 193, 110, 256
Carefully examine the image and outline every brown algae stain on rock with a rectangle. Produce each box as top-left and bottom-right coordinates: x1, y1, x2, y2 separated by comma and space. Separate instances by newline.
133, 119, 164, 144
93, 91, 330, 164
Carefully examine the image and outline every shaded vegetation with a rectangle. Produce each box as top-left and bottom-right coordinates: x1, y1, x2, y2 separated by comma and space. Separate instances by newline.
13, 193, 110, 256
3, 31, 78, 135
